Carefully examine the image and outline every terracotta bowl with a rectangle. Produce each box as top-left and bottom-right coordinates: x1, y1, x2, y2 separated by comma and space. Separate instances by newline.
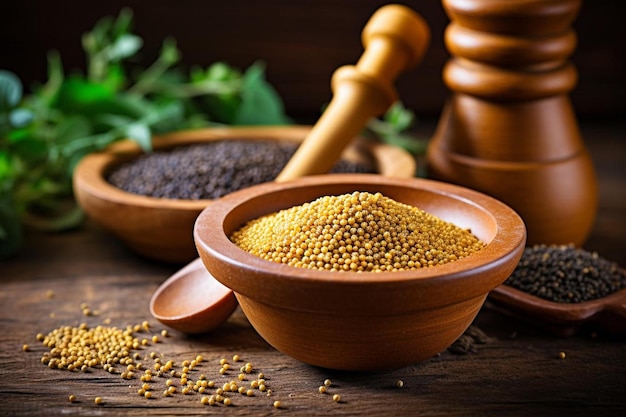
72, 126, 415, 263
194, 174, 526, 370
488, 284, 626, 337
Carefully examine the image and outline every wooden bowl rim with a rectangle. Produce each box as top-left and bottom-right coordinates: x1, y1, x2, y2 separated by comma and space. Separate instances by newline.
194, 174, 527, 290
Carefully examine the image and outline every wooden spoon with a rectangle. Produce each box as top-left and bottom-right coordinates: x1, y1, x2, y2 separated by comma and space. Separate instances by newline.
149, 4, 430, 333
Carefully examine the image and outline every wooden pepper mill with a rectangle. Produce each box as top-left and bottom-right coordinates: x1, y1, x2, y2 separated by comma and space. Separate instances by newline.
427, 0, 597, 246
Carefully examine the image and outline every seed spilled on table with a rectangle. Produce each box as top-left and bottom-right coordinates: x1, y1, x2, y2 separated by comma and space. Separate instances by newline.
32, 309, 284, 408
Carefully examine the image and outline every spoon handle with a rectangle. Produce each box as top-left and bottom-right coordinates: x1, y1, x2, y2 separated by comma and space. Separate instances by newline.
275, 4, 430, 182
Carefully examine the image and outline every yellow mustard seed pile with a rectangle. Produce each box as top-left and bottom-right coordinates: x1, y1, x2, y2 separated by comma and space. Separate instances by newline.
35, 318, 279, 407
231, 191, 484, 272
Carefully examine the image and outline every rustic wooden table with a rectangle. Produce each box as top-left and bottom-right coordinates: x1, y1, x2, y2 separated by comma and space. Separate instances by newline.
1, 121, 624, 416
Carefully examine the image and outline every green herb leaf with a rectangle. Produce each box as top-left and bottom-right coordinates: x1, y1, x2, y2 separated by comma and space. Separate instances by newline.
9, 108, 34, 128
234, 62, 291, 125
0, 70, 22, 111
106, 34, 143, 62
124, 122, 151, 151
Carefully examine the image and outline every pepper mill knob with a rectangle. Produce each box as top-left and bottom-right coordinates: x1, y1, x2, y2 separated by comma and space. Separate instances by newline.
427, 0, 597, 246
276, 4, 430, 182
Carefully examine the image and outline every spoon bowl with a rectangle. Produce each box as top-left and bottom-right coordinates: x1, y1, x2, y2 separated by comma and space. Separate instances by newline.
149, 258, 237, 334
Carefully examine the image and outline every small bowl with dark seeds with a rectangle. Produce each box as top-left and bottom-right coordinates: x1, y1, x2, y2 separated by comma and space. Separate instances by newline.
488, 244, 626, 337
73, 126, 416, 263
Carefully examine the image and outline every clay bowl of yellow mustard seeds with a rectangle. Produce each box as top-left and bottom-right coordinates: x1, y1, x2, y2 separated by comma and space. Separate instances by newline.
73, 125, 416, 263
194, 174, 526, 370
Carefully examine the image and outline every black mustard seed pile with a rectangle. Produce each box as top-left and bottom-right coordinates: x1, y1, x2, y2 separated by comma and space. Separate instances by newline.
107, 140, 374, 200
505, 244, 626, 303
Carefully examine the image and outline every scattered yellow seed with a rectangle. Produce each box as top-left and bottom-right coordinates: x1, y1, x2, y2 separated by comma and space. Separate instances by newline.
163, 390, 171, 397
558, 351, 566, 359
168, 386, 176, 394
258, 372, 264, 379
46, 290, 55, 298
319, 386, 327, 394
396, 380, 404, 388
94, 397, 103, 405
196, 355, 204, 362
273, 400, 282, 408
333, 394, 341, 403
259, 384, 267, 392
151, 335, 159, 343
68, 394, 77, 403
246, 389, 254, 397
200, 396, 209, 405
324, 379, 332, 387
224, 397, 232, 406
144, 391, 153, 399
238, 373, 246, 381
138, 388, 145, 396
233, 354, 241, 362
22, 344, 29, 352
215, 388, 224, 396
160, 330, 168, 337
182, 387, 190, 395
141, 383, 150, 391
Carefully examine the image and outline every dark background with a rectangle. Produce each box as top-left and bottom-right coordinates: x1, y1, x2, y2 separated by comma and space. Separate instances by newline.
2, 0, 624, 122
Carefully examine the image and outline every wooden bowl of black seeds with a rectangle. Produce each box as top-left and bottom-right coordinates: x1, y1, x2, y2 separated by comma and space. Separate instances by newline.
488, 244, 626, 337
73, 126, 416, 263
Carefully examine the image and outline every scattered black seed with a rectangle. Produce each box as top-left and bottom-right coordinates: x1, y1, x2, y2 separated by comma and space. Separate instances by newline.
505, 244, 626, 303
107, 140, 374, 200
447, 325, 494, 354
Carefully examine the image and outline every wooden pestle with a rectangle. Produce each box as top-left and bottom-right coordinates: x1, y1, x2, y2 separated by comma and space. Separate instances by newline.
275, 4, 430, 182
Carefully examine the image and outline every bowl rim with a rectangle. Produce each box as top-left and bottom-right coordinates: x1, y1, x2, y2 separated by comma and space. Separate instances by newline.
73, 125, 415, 211
194, 174, 527, 310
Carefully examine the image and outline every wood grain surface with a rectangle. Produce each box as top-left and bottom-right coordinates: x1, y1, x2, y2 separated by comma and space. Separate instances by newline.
1, 120, 625, 416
